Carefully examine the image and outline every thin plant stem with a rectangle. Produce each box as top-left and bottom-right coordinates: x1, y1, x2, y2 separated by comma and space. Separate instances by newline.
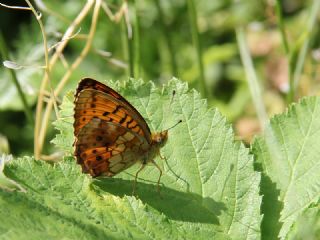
23, 0, 58, 159
155, 0, 178, 77
236, 27, 267, 128
0, 32, 34, 124
133, 1, 141, 79
121, 20, 131, 77
0, 1, 53, 158
287, 53, 295, 103
291, 0, 320, 100
0, 2, 30, 10
274, 0, 293, 103
35, 0, 94, 157
275, 0, 290, 54
186, 0, 206, 97
38, 0, 100, 156
34, 0, 70, 24
122, 5, 134, 78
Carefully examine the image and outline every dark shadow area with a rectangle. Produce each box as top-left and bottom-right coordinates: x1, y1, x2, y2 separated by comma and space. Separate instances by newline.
0, 111, 33, 155
255, 162, 283, 240
260, 173, 283, 240
0, 1, 31, 49
92, 178, 226, 225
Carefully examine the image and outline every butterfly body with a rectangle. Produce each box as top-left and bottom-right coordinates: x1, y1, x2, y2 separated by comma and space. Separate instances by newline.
73, 78, 168, 178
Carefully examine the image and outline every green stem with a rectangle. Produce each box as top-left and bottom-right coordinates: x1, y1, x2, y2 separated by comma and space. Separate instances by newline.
275, 0, 294, 103
155, 0, 178, 77
122, 16, 134, 78
287, 55, 294, 103
236, 27, 267, 128
133, 1, 141, 79
0, 32, 34, 124
275, 0, 290, 54
186, 0, 206, 97
292, 0, 320, 99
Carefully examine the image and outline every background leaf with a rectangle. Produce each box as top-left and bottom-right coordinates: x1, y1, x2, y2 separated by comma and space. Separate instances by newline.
252, 97, 320, 239
3, 79, 261, 239
287, 205, 320, 239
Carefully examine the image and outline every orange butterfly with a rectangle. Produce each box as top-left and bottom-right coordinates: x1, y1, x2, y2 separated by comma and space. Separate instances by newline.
73, 78, 180, 193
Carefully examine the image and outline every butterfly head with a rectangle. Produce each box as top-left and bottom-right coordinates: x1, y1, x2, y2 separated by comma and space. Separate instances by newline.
152, 131, 168, 147
151, 120, 182, 147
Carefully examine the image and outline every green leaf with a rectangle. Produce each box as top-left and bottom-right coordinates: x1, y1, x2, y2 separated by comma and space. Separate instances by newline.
0, 154, 26, 192
3, 79, 261, 239
2, 157, 193, 239
252, 97, 320, 239
287, 205, 320, 239
51, 91, 75, 154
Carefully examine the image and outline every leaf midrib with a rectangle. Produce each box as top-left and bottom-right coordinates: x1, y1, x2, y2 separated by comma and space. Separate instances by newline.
178, 91, 203, 197
281, 98, 318, 220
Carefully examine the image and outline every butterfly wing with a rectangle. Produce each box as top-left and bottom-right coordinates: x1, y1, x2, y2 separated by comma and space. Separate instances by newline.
75, 117, 149, 177
74, 78, 151, 142
73, 78, 152, 177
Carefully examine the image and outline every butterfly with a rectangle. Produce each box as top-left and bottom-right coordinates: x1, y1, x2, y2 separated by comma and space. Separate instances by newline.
73, 78, 180, 193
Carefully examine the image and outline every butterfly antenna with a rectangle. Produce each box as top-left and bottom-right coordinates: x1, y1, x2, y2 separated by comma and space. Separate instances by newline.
164, 90, 180, 131
166, 120, 182, 131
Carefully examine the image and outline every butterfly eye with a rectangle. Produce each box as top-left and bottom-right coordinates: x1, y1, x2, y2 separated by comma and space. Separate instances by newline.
156, 137, 162, 143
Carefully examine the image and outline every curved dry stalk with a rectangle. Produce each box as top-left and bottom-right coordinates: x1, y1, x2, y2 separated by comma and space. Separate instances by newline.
48, 28, 82, 52
38, 0, 102, 158
34, 0, 95, 159
34, 0, 71, 24
0, 2, 31, 10
26, 0, 58, 159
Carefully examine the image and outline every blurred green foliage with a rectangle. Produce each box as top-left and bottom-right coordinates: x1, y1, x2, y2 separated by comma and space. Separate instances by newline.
0, 0, 318, 155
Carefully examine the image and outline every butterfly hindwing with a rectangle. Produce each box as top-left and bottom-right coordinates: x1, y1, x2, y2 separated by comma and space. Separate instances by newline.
75, 117, 149, 177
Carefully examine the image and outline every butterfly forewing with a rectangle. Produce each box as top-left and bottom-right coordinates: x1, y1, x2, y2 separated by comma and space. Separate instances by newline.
74, 90, 150, 142
74, 78, 151, 140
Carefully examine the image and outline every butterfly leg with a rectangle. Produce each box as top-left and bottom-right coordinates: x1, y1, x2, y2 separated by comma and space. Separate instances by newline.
151, 160, 163, 195
133, 163, 146, 196
159, 152, 166, 160
158, 149, 166, 160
